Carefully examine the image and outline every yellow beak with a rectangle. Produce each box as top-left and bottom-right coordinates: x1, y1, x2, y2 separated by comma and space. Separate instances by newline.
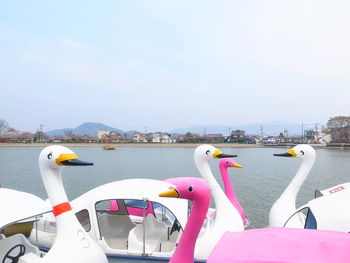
232, 163, 243, 168
213, 150, 223, 159
159, 189, 179, 198
288, 149, 297, 157
56, 153, 79, 166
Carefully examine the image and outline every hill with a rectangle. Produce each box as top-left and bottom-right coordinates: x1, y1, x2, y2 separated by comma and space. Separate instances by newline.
46, 122, 124, 137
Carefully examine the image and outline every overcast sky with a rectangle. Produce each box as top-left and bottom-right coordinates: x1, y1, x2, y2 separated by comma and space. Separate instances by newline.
1, 0, 349, 133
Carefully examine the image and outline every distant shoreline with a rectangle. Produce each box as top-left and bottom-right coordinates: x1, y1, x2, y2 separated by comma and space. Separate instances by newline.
1, 143, 348, 148
0, 142, 263, 148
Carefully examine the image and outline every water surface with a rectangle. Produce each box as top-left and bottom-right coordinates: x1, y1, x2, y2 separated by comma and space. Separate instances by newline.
1, 145, 349, 262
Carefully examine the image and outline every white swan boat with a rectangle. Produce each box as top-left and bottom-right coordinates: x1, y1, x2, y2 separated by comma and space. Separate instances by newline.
0, 188, 49, 261
270, 144, 350, 232
11, 145, 242, 261
2, 144, 243, 261
269, 144, 316, 228
1, 145, 108, 263
284, 183, 350, 232
191, 145, 244, 258
25, 178, 201, 261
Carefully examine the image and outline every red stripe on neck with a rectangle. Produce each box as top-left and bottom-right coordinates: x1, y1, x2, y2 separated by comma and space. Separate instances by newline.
53, 202, 72, 217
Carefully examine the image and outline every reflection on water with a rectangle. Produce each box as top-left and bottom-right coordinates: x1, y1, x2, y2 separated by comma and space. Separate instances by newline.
1, 145, 350, 263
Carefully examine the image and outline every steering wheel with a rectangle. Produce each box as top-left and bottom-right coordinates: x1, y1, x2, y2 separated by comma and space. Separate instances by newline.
2, 244, 26, 263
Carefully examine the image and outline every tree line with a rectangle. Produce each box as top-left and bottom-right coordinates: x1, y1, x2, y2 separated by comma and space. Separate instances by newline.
1, 116, 350, 143
326, 116, 350, 143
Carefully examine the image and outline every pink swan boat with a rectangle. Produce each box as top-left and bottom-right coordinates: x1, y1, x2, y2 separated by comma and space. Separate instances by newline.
218, 158, 248, 226
160, 177, 350, 263
160, 177, 210, 263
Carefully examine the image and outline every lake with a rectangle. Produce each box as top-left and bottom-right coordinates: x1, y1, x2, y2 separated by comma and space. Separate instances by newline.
1, 145, 349, 262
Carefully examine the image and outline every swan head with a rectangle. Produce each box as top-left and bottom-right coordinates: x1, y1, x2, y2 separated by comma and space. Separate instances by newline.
39, 145, 93, 171
159, 177, 210, 202
220, 158, 243, 169
194, 144, 237, 162
273, 144, 316, 161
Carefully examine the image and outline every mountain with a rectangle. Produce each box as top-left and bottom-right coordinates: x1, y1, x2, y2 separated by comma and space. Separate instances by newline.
46, 122, 124, 137
45, 128, 73, 137
125, 130, 138, 136
74, 122, 123, 137
170, 121, 303, 136
45, 121, 304, 138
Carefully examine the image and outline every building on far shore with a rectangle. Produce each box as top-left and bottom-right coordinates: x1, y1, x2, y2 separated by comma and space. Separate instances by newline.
0, 130, 34, 143
277, 136, 304, 144
99, 131, 126, 143
2, 121, 344, 145
174, 133, 203, 143
228, 130, 256, 144
132, 132, 148, 143
203, 134, 225, 143
150, 132, 175, 143
97, 130, 110, 139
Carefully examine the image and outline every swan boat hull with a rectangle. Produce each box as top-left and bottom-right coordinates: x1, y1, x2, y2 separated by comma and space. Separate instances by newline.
0, 188, 50, 260
16, 179, 210, 261
284, 183, 350, 232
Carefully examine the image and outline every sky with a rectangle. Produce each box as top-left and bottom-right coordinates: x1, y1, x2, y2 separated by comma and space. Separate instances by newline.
1, 0, 349, 133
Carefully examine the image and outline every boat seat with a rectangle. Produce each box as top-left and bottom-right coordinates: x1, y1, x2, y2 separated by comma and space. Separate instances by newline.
28, 217, 57, 248
128, 214, 168, 254
30, 216, 56, 233
2, 221, 35, 237
160, 241, 176, 253
0, 233, 44, 262
98, 213, 136, 250
28, 229, 56, 249
160, 228, 182, 253
18, 252, 43, 263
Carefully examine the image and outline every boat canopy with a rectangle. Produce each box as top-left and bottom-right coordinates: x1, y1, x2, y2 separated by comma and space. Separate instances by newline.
307, 187, 350, 231
72, 179, 189, 228
208, 228, 350, 263
0, 188, 51, 229
319, 182, 350, 196
286, 186, 350, 232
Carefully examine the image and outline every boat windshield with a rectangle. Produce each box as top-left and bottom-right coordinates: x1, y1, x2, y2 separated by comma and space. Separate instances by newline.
283, 207, 317, 229
304, 208, 317, 229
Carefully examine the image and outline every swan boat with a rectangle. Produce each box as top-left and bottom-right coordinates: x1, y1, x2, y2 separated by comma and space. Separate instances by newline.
218, 158, 248, 226
24, 178, 208, 261
159, 177, 350, 263
269, 144, 316, 228
270, 144, 350, 232
284, 183, 350, 232
1, 145, 108, 263
0, 188, 50, 261
191, 145, 244, 258
19, 144, 243, 261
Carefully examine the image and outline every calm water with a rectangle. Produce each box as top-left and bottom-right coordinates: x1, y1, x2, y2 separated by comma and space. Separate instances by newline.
1, 145, 350, 262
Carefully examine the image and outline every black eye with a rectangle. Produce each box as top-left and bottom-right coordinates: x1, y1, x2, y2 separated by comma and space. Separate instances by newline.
205, 150, 210, 155
226, 161, 229, 164
47, 153, 53, 159
300, 151, 305, 155
188, 186, 194, 192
